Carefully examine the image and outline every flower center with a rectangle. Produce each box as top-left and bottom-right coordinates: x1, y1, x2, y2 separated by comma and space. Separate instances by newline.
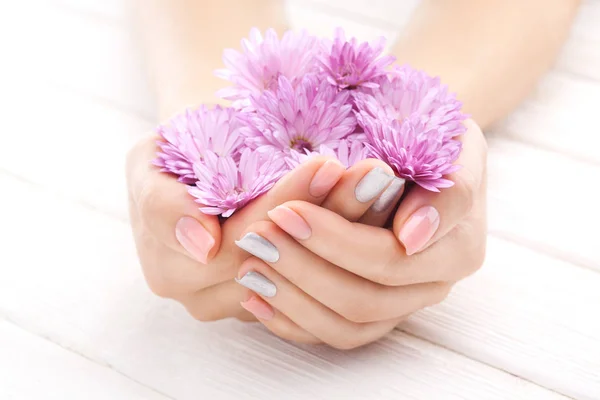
290, 137, 313, 152
263, 72, 281, 91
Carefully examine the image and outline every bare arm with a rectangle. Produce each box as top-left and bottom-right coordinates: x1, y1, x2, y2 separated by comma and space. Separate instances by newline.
135, 0, 579, 128
391, 0, 581, 129
134, 0, 287, 120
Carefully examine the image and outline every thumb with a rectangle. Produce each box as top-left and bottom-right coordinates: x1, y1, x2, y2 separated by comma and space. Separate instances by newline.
127, 136, 222, 264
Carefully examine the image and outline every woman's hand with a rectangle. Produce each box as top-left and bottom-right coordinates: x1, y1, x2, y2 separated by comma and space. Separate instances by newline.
234, 120, 487, 348
125, 135, 401, 322
126, 136, 347, 320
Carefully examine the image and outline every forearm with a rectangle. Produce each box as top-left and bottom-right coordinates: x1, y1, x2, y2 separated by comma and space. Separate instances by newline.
392, 0, 580, 129
134, 0, 287, 120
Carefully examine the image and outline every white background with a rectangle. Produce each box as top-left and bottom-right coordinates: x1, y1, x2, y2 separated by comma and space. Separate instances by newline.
0, 0, 599, 399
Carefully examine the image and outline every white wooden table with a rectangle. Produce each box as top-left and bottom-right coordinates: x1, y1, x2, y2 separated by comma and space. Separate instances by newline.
1, 1, 599, 399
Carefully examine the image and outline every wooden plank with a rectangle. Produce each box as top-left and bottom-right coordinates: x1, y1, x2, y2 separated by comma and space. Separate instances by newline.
404, 237, 600, 399
0, 319, 169, 400
0, 85, 152, 221
0, 1, 155, 119
490, 72, 600, 164
487, 138, 600, 271
0, 173, 567, 400
556, 0, 600, 82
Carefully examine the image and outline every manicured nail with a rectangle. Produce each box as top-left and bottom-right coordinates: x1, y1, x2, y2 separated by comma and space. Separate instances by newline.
235, 271, 277, 298
370, 177, 405, 213
175, 217, 215, 264
235, 232, 280, 263
240, 295, 275, 321
398, 206, 440, 255
355, 167, 395, 203
267, 206, 311, 240
309, 159, 345, 197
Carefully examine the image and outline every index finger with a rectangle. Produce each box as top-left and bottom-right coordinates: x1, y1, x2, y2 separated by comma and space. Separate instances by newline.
267, 200, 476, 286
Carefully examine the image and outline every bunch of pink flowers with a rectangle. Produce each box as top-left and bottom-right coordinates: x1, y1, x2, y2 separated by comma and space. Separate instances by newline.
154, 28, 468, 217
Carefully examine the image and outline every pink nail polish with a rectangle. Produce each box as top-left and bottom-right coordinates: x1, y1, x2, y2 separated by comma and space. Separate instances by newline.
309, 160, 345, 197
240, 296, 275, 321
398, 206, 440, 255
175, 217, 215, 264
267, 206, 312, 240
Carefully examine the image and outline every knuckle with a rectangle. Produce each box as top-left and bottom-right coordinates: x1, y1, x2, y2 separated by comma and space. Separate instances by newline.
468, 234, 487, 276
337, 299, 368, 324
453, 168, 478, 214
337, 286, 382, 323
329, 335, 365, 350
429, 283, 453, 306
326, 321, 369, 350
144, 273, 177, 299
137, 178, 166, 222
454, 220, 488, 278
376, 251, 405, 286
271, 323, 301, 342
126, 136, 155, 179
186, 304, 223, 322
244, 220, 281, 241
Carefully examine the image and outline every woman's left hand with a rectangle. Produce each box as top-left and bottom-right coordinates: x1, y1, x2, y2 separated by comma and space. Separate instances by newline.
234, 120, 488, 349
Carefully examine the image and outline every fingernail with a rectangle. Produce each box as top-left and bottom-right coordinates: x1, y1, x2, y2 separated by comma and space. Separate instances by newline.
355, 167, 394, 203
235, 233, 280, 263
235, 271, 277, 298
240, 295, 275, 321
370, 177, 405, 213
175, 217, 215, 264
398, 206, 440, 255
267, 206, 311, 240
309, 159, 345, 197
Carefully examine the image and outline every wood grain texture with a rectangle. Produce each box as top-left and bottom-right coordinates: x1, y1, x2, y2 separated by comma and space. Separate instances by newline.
404, 238, 600, 399
0, 172, 578, 399
2, 0, 600, 398
0, 319, 170, 400
489, 72, 600, 164
487, 138, 600, 271
0, 85, 151, 220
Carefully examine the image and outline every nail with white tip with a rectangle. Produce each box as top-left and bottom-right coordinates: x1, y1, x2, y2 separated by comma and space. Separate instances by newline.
235, 271, 277, 298
235, 232, 280, 263
355, 167, 395, 203
370, 177, 405, 213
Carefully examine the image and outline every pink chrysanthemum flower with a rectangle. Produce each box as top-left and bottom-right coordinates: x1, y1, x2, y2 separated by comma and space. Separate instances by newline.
355, 66, 468, 138
317, 28, 395, 90
189, 149, 287, 217
153, 106, 244, 184
240, 75, 357, 153
285, 137, 369, 169
215, 28, 318, 104
357, 113, 462, 192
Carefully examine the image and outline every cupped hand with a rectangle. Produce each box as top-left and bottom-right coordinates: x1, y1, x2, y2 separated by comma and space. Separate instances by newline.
126, 135, 399, 322
234, 120, 487, 349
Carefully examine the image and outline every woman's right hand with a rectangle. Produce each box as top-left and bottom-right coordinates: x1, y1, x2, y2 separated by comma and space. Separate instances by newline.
125, 135, 353, 321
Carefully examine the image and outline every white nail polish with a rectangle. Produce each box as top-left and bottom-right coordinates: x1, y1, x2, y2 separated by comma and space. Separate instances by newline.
355, 167, 395, 203
235, 271, 277, 298
371, 177, 405, 213
235, 232, 280, 263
